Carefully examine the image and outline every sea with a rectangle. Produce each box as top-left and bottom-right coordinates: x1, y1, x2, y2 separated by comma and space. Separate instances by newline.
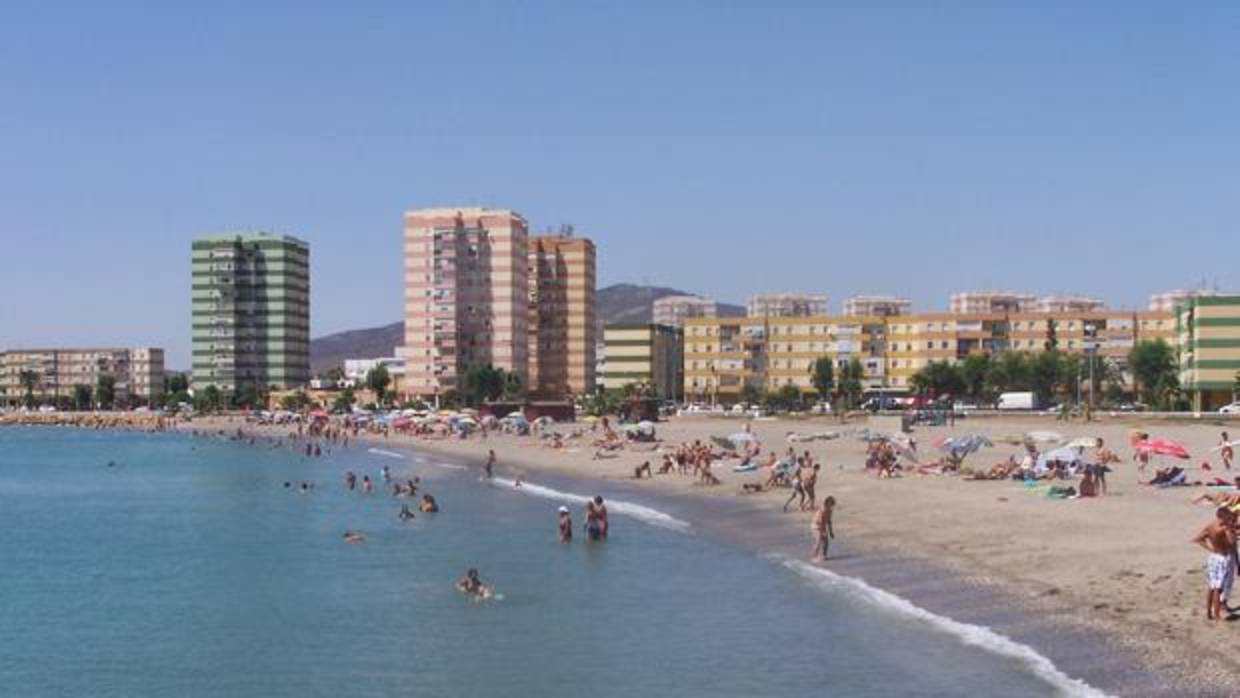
0, 427, 1107, 697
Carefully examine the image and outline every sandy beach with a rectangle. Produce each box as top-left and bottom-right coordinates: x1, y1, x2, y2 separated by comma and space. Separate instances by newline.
30, 409, 1235, 695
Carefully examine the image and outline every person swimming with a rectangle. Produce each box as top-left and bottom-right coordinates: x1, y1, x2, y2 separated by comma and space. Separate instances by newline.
419, 494, 439, 513
399, 504, 415, 521
343, 530, 366, 544
456, 568, 491, 599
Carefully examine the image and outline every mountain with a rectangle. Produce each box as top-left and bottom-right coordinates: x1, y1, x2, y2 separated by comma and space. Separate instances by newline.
309, 321, 403, 374
308, 284, 743, 373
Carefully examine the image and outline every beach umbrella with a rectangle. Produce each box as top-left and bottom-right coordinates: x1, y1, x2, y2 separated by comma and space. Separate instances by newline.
1135, 438, 1190, 460
582, 415, 600, 423
1036, 446, 1085, 472
1066, 436, 1101, 450
534, 416, 555, 427
1024, 430, 1065, 446
309, 409, 329, 419
711, 436, 736, 450
636, 420, 655, 434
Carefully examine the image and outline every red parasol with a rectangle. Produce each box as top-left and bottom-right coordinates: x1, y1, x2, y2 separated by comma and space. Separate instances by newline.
1134, 438, 1190, 460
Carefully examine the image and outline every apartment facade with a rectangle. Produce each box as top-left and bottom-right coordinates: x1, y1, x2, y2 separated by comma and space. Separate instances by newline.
652, 295, 717, 328
1177, 296, 1240, 411
747, 293, 828, 318
398, 208, 529, 398
842, 295, 911, 318
1034, 295, 1106, 313
0, 347, 165, 407
764, 316, 888, 394
602, 324, 682, 400
682, 308, 1183, 397
683, 316, 768, 402
528, 234, 596, 397
191, 233, 310, 395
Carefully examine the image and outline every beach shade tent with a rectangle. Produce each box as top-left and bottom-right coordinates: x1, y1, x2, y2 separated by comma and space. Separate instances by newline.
935, 434, 994, 461
1134, 438, 1191, 460
1066, 436, 1102, 450
728, 432, 758, 448
1024, 430, 1065, 446
533, 416, 555, 427
480, 415, 500, 428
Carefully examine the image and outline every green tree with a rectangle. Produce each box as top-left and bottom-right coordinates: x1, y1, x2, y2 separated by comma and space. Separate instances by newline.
366, 365, 392, 405
332, 387, 356, 413
959, 354, 991, 401
1233, 370, 1240, 401
279, 391, 311, 412
72, 384, 94, 411
839, 358, 865, 409
19, 370, 39, 409
810, 356, 835, 400
96, 374, 117, 410
461, 364, 506, 407
233, 383, 262, 410
195, 385, 224, 412
910, 360, 964, 398
763, 384, 803, 412
739, 383, 764, 406
439, 389, 461, 410
165, 373, 189, 395
502, 370, 523, 400
1129, 339, 1179, 409
1029, 351, 1065, 406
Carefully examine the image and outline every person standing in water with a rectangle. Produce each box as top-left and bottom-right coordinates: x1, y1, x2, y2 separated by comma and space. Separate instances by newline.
810, 496, 836, 561
557, 506, 573, 543
484, 450, 496, 479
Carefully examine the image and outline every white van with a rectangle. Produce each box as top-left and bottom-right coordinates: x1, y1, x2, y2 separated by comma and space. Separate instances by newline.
997, 392, 1037, 411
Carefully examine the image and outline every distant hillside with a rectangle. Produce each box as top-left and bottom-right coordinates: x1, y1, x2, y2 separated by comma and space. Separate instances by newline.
309, 284, 743, 374
309, 321, 403, 374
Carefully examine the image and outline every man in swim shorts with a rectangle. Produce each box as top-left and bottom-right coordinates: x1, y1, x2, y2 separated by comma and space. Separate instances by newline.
1191, 507, 1238, 621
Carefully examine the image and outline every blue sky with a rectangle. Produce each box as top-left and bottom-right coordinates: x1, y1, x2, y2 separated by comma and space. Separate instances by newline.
2, 1, 1237, 368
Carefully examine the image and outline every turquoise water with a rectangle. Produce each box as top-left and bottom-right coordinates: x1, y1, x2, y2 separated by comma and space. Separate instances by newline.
0, 428, 1090, 697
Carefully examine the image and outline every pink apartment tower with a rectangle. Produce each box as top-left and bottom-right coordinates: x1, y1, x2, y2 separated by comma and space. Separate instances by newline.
398, 208, 530, 399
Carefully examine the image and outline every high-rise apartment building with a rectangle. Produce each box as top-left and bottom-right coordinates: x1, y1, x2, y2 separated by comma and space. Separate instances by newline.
1149, 289, 1220, 313
747, 293, 828, 318
191, 233, 310, 394
528, 233, 597, 397
0, 347, 164, 407
398, 208, 530, 398
842, 295, 911, 318
1034, 295, 1106, 313
652, 295, 717, 328
949, 291, 1036, 314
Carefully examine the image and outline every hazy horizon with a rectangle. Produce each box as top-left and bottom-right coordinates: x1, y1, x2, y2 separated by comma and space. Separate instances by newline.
2, 2, 1237, 368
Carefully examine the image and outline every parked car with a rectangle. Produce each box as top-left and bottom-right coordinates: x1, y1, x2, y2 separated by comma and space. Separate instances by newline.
811, 402, 833, 415
1219, 402, 1240, 415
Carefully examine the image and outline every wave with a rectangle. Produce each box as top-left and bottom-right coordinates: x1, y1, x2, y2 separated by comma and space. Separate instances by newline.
778, 558, 1108, 698
429, 461, 468, 471
489, 477, 690, 533
367, 448, 406, 460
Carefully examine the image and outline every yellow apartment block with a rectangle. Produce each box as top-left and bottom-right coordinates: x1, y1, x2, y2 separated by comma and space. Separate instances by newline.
602, 324, 682, 400
682, 309, 1186, 400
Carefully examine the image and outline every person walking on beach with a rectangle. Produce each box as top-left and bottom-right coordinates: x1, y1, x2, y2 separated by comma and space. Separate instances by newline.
783, 460, 805, 513
557, 505, 573, 543
810, 496, 836, 561
802, 462, 820, 511
1191, 507, 1237, 621
1220, 432, 1234, 470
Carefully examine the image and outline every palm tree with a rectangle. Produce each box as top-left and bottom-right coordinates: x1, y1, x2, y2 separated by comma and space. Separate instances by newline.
19, 370, 39, 408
